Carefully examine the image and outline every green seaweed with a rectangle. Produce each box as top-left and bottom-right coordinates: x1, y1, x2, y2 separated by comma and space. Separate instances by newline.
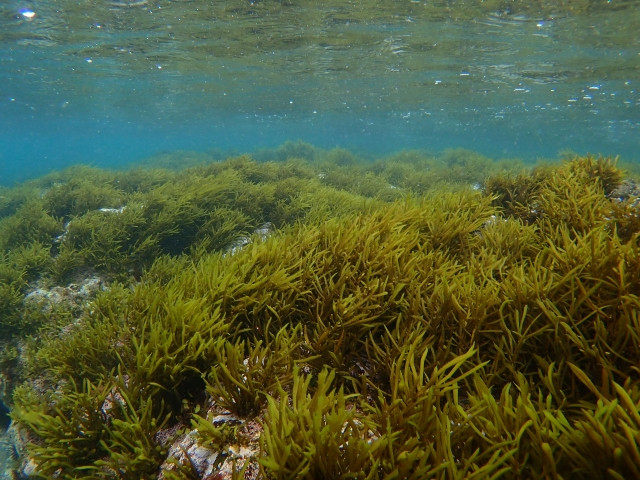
43, 168, 124, 219
13, 375, 171, 480
94, 376, 171, 480
27, 283, 133, 383
260, 367, 374, 479
0, 200, 61, 252
3, 150, 640, 479
11, 379, 111, 479
204, 325, 300, 417
0, 277, 24, 333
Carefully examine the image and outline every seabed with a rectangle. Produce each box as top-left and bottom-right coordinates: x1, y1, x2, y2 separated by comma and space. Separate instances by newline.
0, 145, 639, 479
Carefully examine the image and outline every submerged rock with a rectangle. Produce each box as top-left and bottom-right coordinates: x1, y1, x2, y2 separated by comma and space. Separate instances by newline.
23, 274, 105, 318
158, 416, 261, 480
609, 179, 640, 206
158, 397, 262, 480
4, 273, 107, 479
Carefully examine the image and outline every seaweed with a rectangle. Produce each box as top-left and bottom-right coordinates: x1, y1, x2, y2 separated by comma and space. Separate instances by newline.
11, 379, 111, 479
12, 376, 171, 480
27, 283, 133, 383
0, 277, 25, 333
259, 367, 374, 479
43, 168, 124, 219
0, 200, 61, 252
94, 377, 171, 480
3, 151, 640, 479
204, 325, 300, 417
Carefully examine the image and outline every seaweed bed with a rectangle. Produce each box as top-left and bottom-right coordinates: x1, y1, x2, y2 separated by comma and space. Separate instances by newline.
0, 143, 639, 479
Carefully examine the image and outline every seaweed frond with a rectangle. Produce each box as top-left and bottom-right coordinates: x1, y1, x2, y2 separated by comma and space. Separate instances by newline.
259, 367, 373, 479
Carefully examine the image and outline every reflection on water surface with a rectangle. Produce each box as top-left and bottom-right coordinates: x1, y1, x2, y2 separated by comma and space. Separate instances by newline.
0, 0, 638, 182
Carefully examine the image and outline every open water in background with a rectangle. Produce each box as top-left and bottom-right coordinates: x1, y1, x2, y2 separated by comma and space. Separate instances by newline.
0, 0, 639, 182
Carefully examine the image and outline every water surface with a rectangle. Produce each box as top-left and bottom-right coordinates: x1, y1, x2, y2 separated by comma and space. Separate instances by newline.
1, 0, 639, 183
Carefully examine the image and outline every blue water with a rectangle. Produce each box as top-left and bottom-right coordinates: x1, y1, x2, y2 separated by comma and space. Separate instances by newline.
1, 0, 639, 184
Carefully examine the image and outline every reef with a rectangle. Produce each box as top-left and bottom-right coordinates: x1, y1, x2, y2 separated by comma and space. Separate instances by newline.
0, 144, 639, 479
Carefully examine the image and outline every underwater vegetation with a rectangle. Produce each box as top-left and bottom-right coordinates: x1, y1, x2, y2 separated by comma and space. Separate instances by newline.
1, 148, 639, 479
0, 146, 509, 337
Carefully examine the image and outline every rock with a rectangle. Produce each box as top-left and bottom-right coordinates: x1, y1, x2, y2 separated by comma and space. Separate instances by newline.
23, 274, 105, 319
158, 413, 262, 480
609, 179, 640, 206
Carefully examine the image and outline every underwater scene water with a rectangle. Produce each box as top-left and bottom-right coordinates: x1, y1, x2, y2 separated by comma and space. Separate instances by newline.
1, 0, 639, 183
2, 1, 640, 479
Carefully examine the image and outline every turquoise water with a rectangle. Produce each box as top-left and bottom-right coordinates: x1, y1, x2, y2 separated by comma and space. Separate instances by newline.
1, 0, 639, 184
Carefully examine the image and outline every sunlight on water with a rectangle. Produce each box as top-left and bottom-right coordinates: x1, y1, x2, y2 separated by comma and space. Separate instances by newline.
0, 0, 639, 183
